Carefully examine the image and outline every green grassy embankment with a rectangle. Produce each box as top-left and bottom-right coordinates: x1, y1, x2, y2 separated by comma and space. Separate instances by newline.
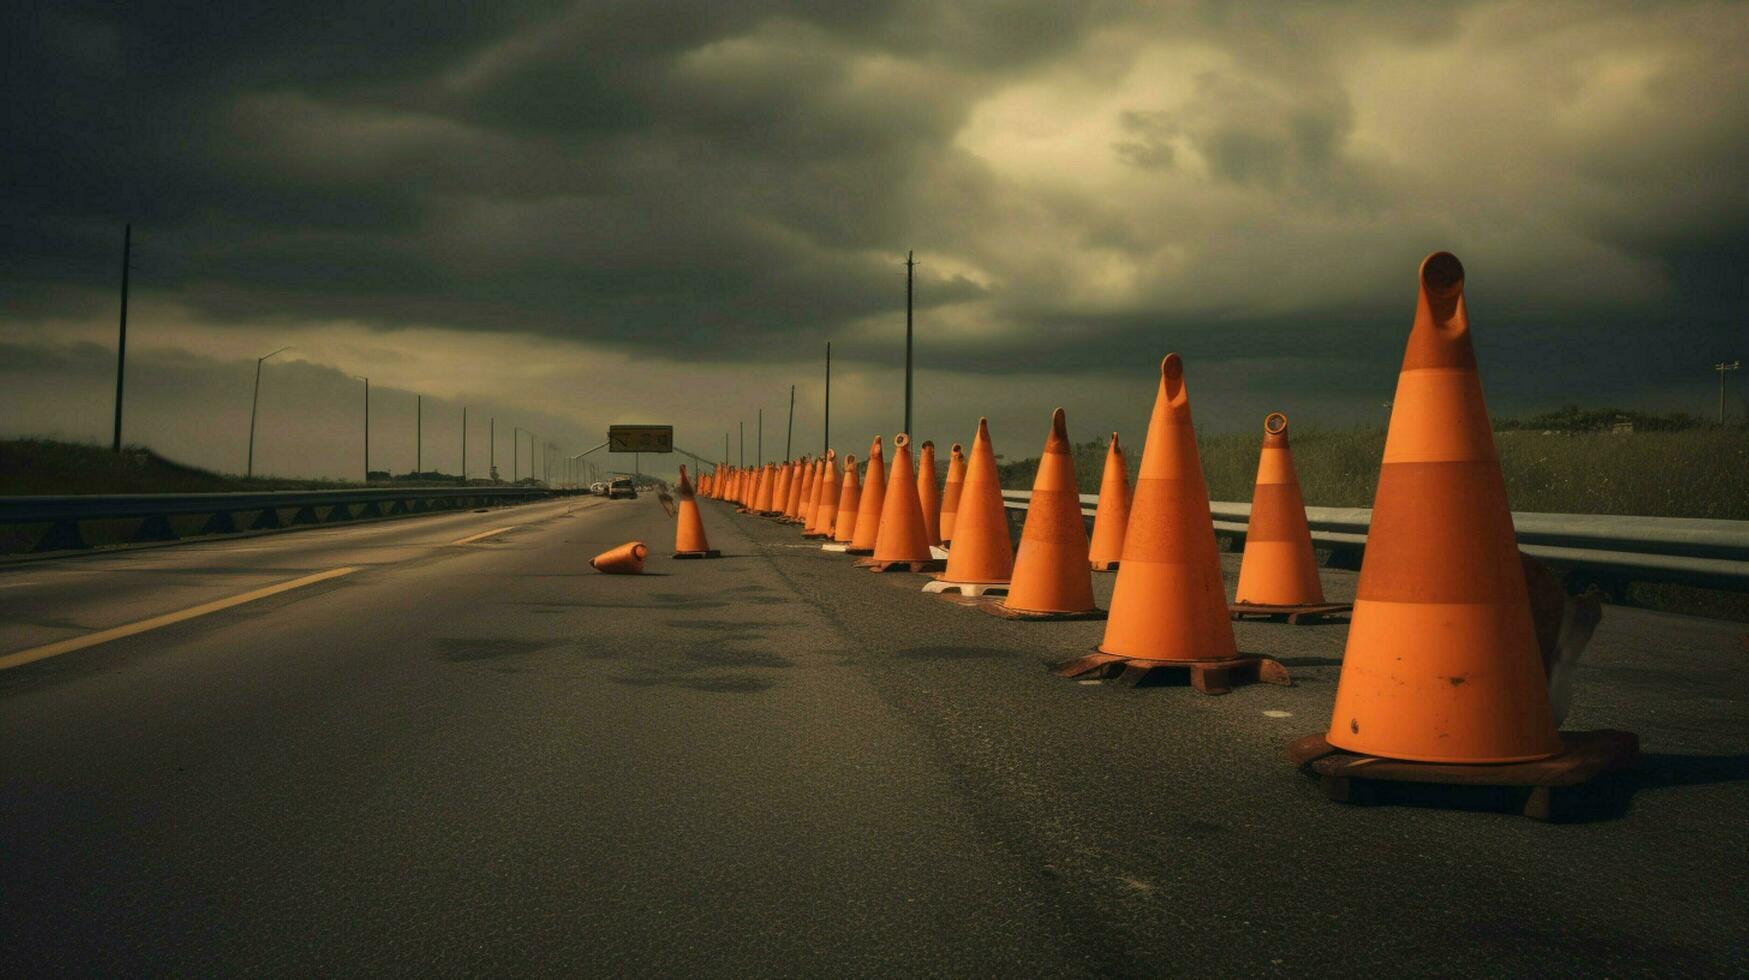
0, 439, 362, 495
996, 418, 1749, 620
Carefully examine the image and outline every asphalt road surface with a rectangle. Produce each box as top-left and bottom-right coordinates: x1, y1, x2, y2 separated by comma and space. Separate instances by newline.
3, 495, 1746, 975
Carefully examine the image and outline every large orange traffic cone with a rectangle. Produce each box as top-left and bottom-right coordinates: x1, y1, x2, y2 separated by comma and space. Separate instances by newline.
1230, 413, 1349, 623
773, 461, 795, 518
1322, 252, 1565, 764
859, 434, 946, 572
938, 443, 966, 545
846, 437, 887, 555
672, 465, 720, 559
793, 457, 817, 523
923, 419, 1013, 596
750, 464, 774, 513
829, 454, 861, 547
917, 441, 943, 547
1054, 355, 1287, 693
805, 451, 838, 537
1087, 433, 1129, 571
591, 541, 648, 574
995, 409, 1099, 619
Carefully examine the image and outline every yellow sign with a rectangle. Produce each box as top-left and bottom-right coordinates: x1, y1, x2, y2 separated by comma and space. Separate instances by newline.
608, 425, 673, 453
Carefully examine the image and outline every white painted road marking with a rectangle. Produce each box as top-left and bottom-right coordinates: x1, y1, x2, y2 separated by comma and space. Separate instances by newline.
450, 526, 520, 546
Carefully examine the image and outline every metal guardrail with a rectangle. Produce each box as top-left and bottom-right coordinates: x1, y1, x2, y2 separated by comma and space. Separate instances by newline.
1000, 490, 1749, 592
1, 487, 557, 553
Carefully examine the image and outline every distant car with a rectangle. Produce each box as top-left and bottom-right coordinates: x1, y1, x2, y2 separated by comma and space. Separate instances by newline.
608, 478, 637, 500
589, 481, 608, 496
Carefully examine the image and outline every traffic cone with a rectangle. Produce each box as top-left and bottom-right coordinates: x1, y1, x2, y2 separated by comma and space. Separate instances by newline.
1054, 354, 1287, 693
1323, 251, 1564, 763
917, 441, 943, 547
846, 437, 887, 555
748, 464, 771, 513
923, 419, 1013, 596
1230, 413, 1349, 623
859, 434, 946, 572
771, 462, 794, 517
994, 409, 1100, 619
939, 443, 966, 545
672, 465, 720, 559
1087, 432, 1129, 571
790, 457, 815, 523
590, 541, 648, 574
830, 455, 861, 547
805, 451, 838, 537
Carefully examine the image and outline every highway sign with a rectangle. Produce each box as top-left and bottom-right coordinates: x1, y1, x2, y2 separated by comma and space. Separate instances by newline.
608, 425, 673, 453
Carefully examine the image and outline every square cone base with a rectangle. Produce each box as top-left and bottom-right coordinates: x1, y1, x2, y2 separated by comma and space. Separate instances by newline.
672, 549, 722, 559
1053, 648, 1290, 694
843, 546, 875, 556
1229, 601, 1353, 625
921, 578, 1009, 597
854, 557, 947, 573
1285, 730, 1639, 822
980, 600, 1106, 622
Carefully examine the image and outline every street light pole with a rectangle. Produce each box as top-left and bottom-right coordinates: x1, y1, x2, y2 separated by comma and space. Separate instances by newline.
112, 223, 130, 453
246, 345, 293, 479
513, 426, 523, 482
461, 406, 468, 483
353, 376, 369, 484
490, 417, 496, 481
824, 341, 831, 455
416, 395, 422, 477
785, 384, 795, 460
904, 250, 915, 437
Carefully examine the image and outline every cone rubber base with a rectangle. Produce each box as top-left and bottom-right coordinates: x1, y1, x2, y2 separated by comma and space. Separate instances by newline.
922, 578, 1009, 597
1090, 560, 1119, 572
1229, 601, 1352, 625
672, 550, 722, 560
843, 546, 874, 556
980, 600, 1106, 622
821, 543, 849, 552
854, 557, 947, 573
1053, 648, 1290, 694
1286, 730, 1639, 822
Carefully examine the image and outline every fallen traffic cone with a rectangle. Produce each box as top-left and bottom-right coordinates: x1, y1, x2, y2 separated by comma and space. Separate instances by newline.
1322, 252, 1564, 763
993, 409, 1100, 619
1230, 413, 1349, 623
828, 454, 861, 549
1054, 354, 1287, 693
846, 437, 887, 555
672, 465, 720, 559
923, 419, 1013, 596
859, 434, 946, 572
805, 451, 838, 537
917, 440, 943, 547
591, 540, 648, 574
1087, 432, 1129, 571
939, 443, 966, 545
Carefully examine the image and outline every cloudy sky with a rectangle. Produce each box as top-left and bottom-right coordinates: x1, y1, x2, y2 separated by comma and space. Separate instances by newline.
4, 1, 1745, 481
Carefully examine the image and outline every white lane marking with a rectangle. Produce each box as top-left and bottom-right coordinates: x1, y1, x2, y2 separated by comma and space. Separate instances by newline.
449, 526, 521, 546
0, 566, 362, 671
1262, 710, 1293, 718
0, 581, 40, 590
1077, 679, 1102, 686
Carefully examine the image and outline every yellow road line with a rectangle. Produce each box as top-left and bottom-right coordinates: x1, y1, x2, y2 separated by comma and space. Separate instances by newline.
0, 566, 361, 671
449, 525, 520, 546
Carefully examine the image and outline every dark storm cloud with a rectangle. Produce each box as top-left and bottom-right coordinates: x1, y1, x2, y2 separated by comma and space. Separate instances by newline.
3, 0, 1746, 394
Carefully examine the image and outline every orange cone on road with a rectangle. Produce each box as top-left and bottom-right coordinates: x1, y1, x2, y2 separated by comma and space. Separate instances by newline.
939, 443, 966, 545
750, 464, 773, 513
779, 459, 801, 521
1054, 355, 1287, 693
860, 434, 946, 572
805, 451, 838, 537
1324, 252, 1563, 763
917, 441, 943, 547
795, 456, 818, 523
995, 409, 1099, 619
773, 461, 795, 517
831, 455, 862, 545
591, 541, 648, 574
923, 419, 1012, 596
1087, 433, 1129, 571
672, 465, 720, 559
847, 437, 887, 555
1230, 413, 1348, 623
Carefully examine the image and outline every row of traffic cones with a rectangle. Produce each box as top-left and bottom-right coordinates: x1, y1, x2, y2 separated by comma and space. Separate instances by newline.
698, 251, 1634, 806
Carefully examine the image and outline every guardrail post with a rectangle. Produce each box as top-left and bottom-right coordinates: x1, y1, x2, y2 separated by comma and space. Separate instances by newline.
133, 514, 179, 543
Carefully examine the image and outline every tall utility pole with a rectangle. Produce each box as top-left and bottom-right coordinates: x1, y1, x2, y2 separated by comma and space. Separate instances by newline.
824, 342, 831, 455
490, 417, 495, 481
112, 224, 131, 452
785, 384, 795, 460
1717, 360, 1742, 424
246, 346, 293, 479
904, 249, 915, 436
461, 406, 468, 483
513, 426, 522, 482
416, 395, 422, 476
354, 376, 369, 483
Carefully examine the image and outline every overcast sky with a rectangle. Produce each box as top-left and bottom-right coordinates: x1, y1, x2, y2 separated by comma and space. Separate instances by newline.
4, 1, 1745, 481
